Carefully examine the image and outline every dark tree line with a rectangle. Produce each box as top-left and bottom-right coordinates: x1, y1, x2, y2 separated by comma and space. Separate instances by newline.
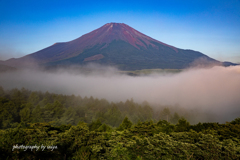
0, 86, 184, 129
0, 86, 240, 159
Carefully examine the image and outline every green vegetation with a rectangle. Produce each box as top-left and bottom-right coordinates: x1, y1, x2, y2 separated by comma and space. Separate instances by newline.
120, 68, 183, 76
0, 86, 240, 159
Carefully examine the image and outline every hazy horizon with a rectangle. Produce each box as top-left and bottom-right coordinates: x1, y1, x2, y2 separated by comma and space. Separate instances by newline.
0, 64, 239, 123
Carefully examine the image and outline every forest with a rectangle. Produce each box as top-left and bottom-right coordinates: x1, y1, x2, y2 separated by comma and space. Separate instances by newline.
0, 86, 240, 159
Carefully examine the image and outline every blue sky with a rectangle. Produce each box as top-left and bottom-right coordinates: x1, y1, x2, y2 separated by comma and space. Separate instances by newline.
0, 0, 240, 63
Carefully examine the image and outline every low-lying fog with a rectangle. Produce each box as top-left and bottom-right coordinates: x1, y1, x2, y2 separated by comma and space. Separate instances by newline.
0, 64, 240, 123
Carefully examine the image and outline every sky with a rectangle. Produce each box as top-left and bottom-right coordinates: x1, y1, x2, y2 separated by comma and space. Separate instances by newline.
0, 0, 240, 63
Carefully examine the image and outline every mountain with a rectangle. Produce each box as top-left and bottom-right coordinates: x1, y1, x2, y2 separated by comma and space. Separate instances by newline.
2, 23, 236, 70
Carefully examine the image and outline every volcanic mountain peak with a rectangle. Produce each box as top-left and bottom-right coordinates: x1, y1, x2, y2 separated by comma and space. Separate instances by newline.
3, 22, 236, 70
72, 22, 178, 52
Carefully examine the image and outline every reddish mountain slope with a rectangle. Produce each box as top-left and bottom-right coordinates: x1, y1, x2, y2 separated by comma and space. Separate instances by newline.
2, 22, 233, 70
70, 23, 178, 52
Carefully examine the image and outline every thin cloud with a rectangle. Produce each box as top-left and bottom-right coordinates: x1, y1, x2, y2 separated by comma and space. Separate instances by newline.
0, 65, 239, 123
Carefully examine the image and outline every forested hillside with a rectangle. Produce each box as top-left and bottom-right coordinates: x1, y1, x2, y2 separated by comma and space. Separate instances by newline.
0, 86, 240, 159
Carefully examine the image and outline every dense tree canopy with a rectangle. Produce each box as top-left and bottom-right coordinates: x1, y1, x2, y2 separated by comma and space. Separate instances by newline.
0, 86, 240, 159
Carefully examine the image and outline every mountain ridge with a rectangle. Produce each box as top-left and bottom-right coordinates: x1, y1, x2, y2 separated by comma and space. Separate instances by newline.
2, 23, 237, 70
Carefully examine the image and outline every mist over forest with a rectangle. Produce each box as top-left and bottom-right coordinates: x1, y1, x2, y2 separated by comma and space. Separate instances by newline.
1, 64, 240, 123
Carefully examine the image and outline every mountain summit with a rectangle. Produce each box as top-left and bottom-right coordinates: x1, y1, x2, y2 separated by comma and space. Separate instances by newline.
72, 23, 178, 52
3, 23, 233, 70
